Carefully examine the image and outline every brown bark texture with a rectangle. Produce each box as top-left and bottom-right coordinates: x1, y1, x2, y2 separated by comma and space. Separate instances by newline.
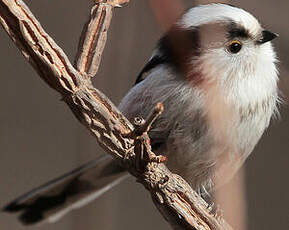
0, 0, 233, 229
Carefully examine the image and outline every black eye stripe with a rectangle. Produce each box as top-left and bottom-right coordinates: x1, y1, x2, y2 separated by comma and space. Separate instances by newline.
227, 21, 250, 40
229, 28, 248, 39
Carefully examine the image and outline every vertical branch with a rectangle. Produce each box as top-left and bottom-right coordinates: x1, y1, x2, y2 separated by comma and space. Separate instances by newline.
74, 3, 113, 77
74, 0, 129, 78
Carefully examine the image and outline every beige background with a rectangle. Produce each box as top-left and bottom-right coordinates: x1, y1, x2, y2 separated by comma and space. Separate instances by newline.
0, 0, 288, 230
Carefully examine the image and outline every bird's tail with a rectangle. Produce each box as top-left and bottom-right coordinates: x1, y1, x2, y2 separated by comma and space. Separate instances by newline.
3, 155, 128, 225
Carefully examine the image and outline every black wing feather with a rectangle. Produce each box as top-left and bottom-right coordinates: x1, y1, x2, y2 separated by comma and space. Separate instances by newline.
135, 55, 167, 85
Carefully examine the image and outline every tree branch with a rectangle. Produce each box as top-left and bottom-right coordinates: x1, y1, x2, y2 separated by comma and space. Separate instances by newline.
75, 3, 110, 77
74, 0, 130, 78
0, 0, 233, 229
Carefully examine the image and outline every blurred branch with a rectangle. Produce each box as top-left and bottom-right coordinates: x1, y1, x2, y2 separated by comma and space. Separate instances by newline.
0, 0, 233, 229
215, 168, 247, 230
148, 0, 185, 30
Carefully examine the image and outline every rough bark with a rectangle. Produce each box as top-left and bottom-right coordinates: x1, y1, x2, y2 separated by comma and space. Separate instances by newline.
0, 0, 233, 229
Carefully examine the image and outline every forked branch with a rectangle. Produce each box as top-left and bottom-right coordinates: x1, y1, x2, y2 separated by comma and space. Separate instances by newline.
0, 0, 232, 229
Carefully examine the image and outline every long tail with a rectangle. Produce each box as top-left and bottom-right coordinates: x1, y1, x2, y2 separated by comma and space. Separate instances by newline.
3, 155, 128, 225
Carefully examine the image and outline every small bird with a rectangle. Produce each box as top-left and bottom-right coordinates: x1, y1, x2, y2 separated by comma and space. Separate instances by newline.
3, 3, 279, 225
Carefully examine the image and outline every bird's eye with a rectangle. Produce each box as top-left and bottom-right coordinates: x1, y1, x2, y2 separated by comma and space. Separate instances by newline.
228, 40, 242, 54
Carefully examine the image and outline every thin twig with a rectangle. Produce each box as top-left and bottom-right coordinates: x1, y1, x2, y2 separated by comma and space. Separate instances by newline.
0, 0, 233, 229
74, 3, 112, 77
129, 102, 164, 138
75, 0, 129, 77
96, 0, 130, 7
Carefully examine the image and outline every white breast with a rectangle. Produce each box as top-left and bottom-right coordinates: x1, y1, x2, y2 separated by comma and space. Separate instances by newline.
197, 42, 279, 186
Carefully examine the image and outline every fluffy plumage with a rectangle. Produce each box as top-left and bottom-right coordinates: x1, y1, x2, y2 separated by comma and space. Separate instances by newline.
119, 3, 279, 190
3, 3, 279, 225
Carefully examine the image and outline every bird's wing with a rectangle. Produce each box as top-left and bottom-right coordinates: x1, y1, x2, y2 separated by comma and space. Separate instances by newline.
135, 53, 167, 85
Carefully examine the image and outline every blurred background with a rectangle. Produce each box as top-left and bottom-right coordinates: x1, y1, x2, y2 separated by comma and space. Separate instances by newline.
0, 0, 288, 230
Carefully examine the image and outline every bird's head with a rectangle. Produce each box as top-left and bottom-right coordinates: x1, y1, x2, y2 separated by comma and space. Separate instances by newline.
158, 4, 278, 90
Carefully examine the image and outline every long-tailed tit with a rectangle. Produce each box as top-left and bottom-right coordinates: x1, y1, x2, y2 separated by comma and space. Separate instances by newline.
4, 3, 279, 225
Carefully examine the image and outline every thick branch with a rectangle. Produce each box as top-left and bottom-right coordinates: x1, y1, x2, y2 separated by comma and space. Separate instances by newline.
0, 0, 133, 159
0, 1, 233, 229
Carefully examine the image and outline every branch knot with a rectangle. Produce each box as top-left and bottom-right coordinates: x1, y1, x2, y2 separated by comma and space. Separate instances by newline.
94, 0, 129, 7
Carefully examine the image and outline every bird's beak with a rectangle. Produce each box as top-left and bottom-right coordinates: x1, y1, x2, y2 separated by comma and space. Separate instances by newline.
258, 30, 279, 44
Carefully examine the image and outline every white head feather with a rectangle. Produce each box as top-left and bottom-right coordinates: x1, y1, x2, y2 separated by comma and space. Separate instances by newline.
180, 4, 261, 36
